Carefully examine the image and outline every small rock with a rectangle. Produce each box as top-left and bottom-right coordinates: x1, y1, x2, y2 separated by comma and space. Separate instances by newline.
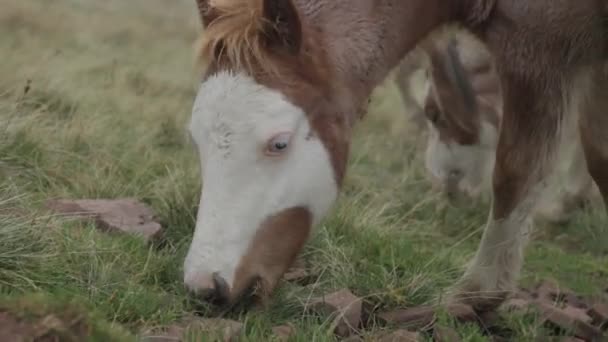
588, 303, 608, 330
532, 301, 603, 341
46, 198, 162, 242
433, 325, 461, 342
378, 329, 419, 342
271, 324, 295, 341
377, 306, 436, 329
310, 289, 362, 337
341, 337, 363, 342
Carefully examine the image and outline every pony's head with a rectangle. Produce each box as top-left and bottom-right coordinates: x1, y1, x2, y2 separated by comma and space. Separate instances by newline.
184, 0, 350, 305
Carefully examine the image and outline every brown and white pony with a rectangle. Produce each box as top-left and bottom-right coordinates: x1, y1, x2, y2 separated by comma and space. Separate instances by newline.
395, 30, 600, 222
183, 0, 608, 311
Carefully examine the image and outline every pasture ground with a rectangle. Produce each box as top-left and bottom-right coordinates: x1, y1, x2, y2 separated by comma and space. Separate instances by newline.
1, 0, 606, 340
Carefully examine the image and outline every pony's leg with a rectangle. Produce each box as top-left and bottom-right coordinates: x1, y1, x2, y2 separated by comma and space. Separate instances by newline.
447, 72, 565, 311
535, 110, 594, 223
579, 63, 608, 208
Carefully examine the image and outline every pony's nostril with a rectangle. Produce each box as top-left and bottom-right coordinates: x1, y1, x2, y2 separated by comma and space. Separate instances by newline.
448, 169, 463, 180
185, 272, 231, 306
195, 286, 216, 301
212, 272, 230, 304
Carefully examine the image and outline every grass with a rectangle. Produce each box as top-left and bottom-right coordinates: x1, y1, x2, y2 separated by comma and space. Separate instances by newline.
0, 0, 606, 340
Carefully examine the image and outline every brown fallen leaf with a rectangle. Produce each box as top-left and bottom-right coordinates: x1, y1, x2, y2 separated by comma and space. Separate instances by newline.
534, 280, 583, 308
532, 301, 603, 341
588, 303, 608, 330
561, 306, 593, 325
563, 293, 589, 310
46, 198, 163, 242
557, 337, 585, 342
310, 289, 362, 338
377, 304, 476, 330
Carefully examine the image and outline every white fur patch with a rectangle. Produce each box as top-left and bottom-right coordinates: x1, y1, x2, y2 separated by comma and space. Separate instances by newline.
184, 71, 338, 291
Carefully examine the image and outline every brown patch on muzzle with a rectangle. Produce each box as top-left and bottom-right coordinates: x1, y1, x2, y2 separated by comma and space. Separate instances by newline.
230, 207, 312, 304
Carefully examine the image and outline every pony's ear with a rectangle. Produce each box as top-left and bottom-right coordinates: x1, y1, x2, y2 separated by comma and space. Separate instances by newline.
196, 0, 220, 27
262, 0, 302, 54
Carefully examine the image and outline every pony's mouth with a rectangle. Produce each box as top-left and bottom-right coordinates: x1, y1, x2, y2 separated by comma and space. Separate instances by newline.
191, 273, 266, 314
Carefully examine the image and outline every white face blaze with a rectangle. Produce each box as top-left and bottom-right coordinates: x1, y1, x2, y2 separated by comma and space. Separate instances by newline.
424, 120, 498, 200
184, 71, 338, 293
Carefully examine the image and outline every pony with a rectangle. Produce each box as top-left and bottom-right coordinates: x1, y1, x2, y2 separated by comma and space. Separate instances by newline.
397, 29, 501, 203
183, 0, 608, 311
394, 29, 601, 223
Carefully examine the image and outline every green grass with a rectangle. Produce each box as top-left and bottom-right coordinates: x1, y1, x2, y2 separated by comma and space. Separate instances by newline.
0, 1, 606, 341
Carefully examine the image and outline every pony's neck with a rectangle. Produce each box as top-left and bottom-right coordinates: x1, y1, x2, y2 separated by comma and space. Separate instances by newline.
297, 0, 456, 120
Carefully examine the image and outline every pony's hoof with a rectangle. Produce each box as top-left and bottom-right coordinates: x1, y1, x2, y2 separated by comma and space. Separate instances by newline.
443, 280, 509, 313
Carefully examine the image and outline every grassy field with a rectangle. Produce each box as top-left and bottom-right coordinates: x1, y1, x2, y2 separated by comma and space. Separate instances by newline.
1, 1, 607, 340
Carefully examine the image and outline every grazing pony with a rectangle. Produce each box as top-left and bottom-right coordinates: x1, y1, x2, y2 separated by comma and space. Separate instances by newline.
395, 30, 600, 222
184, 0, 608, 311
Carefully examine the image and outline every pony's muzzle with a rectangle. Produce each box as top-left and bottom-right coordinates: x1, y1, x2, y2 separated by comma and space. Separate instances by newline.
185, 272, 231, 306
446, 169, 463, 195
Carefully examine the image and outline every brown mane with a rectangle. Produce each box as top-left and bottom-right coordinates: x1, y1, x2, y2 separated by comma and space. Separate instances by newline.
196, 0, 278, 76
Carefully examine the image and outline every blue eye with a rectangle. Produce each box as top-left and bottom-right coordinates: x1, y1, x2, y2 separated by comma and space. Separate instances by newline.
266, 133, 291, 155
273, 142, 287, 150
